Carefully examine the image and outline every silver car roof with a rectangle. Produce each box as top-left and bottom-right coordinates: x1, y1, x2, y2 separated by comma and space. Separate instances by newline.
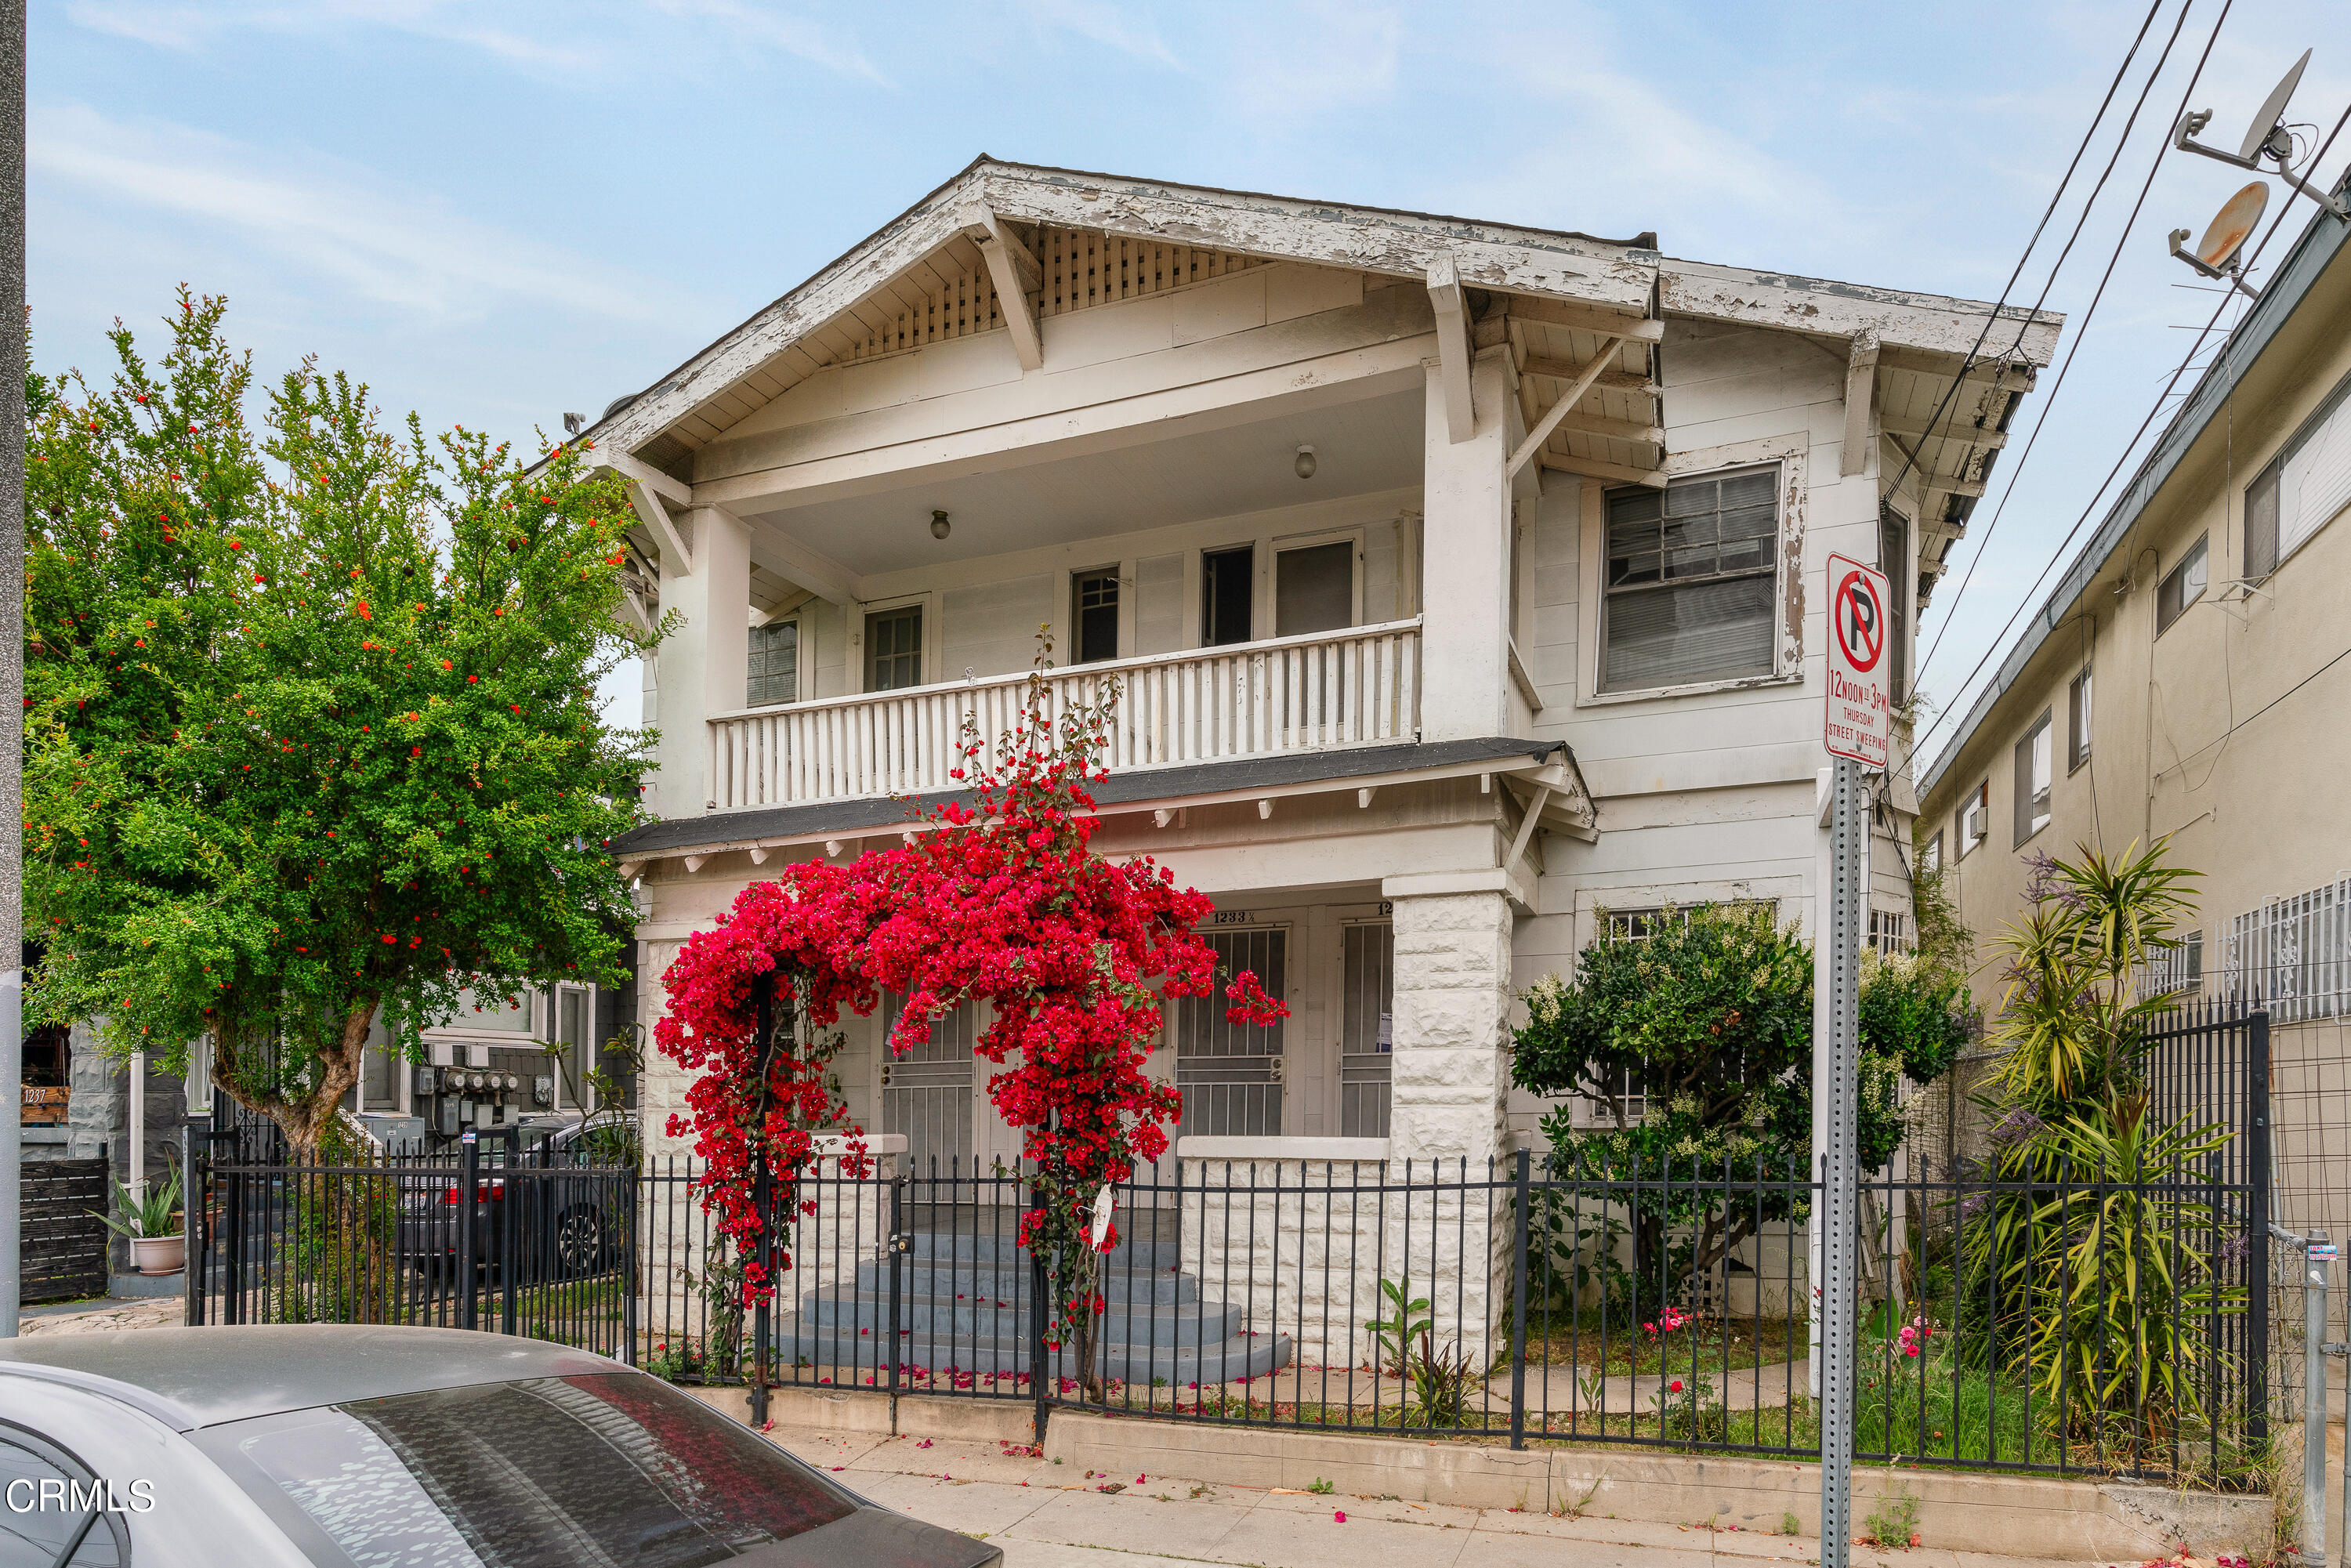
0, 1325, 623, 1429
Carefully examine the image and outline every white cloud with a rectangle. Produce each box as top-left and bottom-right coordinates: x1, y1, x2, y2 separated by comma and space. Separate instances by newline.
30, 103, 701, 328
643, 0, 889, 84
1011, 0, 1181, 67
65, 0, 606, 71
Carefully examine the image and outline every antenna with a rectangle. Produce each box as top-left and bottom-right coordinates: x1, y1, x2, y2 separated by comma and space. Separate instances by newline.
2172, 48, 2349, 221
2169, 182, 2269, 297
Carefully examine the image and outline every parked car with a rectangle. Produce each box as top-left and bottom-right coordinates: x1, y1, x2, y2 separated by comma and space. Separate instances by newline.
393, 1114, 639, 1282
0, 1324, 1001, 1567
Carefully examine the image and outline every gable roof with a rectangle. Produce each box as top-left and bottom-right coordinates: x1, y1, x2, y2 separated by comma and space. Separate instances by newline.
579, 156, 2060, 488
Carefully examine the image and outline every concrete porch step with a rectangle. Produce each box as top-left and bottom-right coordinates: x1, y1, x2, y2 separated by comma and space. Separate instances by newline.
905, 1229, 1186, 1271
798, 1283, 1248, 1345
775, 1323, 1295, 1385
853, 1259, 1199, 1305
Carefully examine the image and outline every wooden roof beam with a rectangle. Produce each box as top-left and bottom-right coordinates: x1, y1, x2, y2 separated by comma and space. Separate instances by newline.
957, 202, 1043, 371
1842, 330, 1879, 478
1503, 296, 1664, 342
628, 480, 693, 576
1517, 357, 1661, 397
1510, 337, 1628, 480
1880, 411, 2008, 448
1427, 254, 1475, 443
1539, 453, 1668, 489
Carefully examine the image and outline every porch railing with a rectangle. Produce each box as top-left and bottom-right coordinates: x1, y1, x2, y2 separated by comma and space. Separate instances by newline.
704, 617, 1422, 813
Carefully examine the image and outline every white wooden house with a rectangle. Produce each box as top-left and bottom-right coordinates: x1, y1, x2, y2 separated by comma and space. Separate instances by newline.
592, 158, 2057, 1244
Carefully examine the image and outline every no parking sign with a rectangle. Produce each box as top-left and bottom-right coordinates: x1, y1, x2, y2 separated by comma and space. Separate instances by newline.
1824, 553, 1890, 769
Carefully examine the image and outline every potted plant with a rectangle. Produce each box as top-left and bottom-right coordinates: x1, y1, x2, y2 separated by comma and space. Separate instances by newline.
95, 1167, 186, 1275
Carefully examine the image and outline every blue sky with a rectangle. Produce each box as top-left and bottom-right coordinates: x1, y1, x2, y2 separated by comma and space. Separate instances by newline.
24, 0, 2349, 750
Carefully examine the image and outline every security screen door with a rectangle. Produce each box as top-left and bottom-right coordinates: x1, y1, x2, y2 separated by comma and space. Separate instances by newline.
881, 994, 978, 1172
1174, 927, 1288, 1138
1340, 921, 1394, 1137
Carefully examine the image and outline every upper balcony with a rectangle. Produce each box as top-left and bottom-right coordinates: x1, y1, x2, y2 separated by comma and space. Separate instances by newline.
706, 617, 1422, 811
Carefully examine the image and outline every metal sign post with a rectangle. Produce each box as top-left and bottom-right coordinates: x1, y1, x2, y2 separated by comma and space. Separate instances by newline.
1819, 554, 1891, 1568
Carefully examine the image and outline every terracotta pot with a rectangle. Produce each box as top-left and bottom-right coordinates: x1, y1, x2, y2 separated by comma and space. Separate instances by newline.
130, 1234, 185, 1276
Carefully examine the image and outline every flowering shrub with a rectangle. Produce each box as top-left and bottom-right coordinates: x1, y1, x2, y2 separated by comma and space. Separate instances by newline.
655, 653, 1283, 1345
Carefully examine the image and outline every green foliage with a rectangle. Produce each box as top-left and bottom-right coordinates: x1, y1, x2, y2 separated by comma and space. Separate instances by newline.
93, 1164, 183, 1240
1366, 1275, 1477, 1428
1968, 838, 2241, 1446
24, 293, 661, 1155
1860, 946, 1972, 1086
1859, 1480, 1921, 1549
643, 1339, 708, 1385
1514, 904, 1958, 1301
270, 1117, 398, 1324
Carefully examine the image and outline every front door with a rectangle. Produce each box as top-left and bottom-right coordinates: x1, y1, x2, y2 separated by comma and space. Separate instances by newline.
881, 995, 976, 1175
1175, 927, 1288, 1138
1339, 921, 1393, 1137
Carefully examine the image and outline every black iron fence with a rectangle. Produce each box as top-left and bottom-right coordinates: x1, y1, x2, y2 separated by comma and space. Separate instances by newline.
188, 1004, 2272, 1483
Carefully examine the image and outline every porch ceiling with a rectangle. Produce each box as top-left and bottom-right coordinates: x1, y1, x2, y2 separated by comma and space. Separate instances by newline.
741, 386, 1424, 579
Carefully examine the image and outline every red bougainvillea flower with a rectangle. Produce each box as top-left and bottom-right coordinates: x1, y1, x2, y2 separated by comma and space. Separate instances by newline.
656, 654, 1284, 1338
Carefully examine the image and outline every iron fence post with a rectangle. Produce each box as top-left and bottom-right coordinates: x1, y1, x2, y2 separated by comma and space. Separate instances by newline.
752, 1151, 772, 1429
499, 1168, 518, 1338
889, 1173, 907, 1434
1509, 1149, 1531, 1450
457, 1130, 479, 1332
2304, 1231, 2331, 1568
183, 1121, 203, 1327
2250, 1009, 2272, 1454
1030, 1179, 1051, 1445
223, 1147, 244, 1325
621, 1164, 639, 1367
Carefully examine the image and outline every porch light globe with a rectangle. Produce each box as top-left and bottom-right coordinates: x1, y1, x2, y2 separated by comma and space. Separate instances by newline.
1295, 445, 1317, 480
930, 509, 951, 540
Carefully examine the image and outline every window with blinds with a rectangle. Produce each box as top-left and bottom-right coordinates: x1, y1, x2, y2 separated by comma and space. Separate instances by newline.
748, 619, 799, 707
1603, 465, 1779, 691
2247, 368, 2351, 579
2012, 709, 2052, 848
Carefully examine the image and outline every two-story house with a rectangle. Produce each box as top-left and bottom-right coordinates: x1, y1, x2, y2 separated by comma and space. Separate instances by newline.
592, 158, 2056, 1221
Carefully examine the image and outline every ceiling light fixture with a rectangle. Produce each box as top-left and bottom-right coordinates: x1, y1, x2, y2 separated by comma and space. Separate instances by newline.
931, 509, 951, 540
1295, 445, 1317, 480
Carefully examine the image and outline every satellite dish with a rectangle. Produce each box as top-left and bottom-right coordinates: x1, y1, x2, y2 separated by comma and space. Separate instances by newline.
2239, 49, 2310, 162
2196, 183, 2270, 270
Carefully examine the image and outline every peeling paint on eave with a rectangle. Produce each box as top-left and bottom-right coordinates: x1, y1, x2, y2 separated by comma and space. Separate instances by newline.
1660, 260, 2064, 365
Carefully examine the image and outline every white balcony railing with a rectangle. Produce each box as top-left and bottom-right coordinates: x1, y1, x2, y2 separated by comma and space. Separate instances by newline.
706, 617, 1422, 812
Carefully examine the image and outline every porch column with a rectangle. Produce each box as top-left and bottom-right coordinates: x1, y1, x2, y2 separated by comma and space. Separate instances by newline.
1383, 879, 1517, 1367
647, 506, 752, 823
1384, 881, 1515, 1168
1418, 347, 1515, 743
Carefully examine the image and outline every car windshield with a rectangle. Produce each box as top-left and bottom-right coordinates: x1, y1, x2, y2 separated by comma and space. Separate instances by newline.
219, 1372, 857, 1566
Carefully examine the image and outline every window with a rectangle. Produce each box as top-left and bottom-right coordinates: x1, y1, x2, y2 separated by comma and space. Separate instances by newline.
2146, 929, 2204, 996
0, 1433, 131, 1564
1869, 909, 1913, 954
1879, 506, 1910, 703
864, 605, 923, 691
1073, 570, 1120, 664
1603, 465, 1778, 691
1959, 780, 1989, 858
552, 983, 596, 1111
2248, 371, 2351, 578
455, 987, 533, 1034
2156, 535, 2207, 635
2013, 710, 2052, 847
1201, 545, 1254, 646
1603, 907, 1674, 941
2067, 668, 2093, 772
1274, 541, 1353, 636
1921, 830, 1943, 875
216, 1374, 857, 1567
746, 619, 799, 706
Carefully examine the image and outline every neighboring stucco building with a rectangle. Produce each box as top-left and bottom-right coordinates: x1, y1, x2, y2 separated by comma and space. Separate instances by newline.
582, 158, 2057, 1204
1918, 171, 2351, 1233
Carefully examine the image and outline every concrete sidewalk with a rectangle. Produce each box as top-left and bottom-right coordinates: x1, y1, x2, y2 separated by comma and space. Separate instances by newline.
766, 1424, 2114, 1568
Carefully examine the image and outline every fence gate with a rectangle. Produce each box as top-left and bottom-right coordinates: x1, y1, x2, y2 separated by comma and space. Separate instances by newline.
1175, 927, 1286, 1137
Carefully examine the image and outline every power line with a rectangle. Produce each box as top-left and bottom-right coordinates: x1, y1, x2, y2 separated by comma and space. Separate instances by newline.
1879, 0, 2175, 507
1912, 0, 2219, 686
1909, 92, 2351, 777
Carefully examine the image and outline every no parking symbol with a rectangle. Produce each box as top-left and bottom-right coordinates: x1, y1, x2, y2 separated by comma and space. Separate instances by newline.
1824, 553, 1890, 769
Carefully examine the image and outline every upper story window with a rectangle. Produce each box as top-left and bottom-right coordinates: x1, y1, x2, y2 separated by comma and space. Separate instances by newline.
1921, 829, 1943, 875
1603, 465, 1778, 692
454, 987, 533, 1034
866, 605, 924, 691
2156, 535, 2207, 635
2067, 667, 2092, 772
2012, 709, 2052, 848
2246, 369, 2351, 579
1274, 541, 1353, 636
1959, 780, 1989, 858
1073, 570, 1120, 664
1202, 545, 1254, 646
1879, 506, 1910, 704
748, 619, 799, 706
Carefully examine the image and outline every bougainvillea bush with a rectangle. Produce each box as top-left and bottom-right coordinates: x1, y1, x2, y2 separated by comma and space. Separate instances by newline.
24, 294, 656, 1157
654, 657, 1283, 1349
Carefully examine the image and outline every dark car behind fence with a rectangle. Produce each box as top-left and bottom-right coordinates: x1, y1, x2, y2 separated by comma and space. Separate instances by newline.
188, 1004, 2272, 1484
